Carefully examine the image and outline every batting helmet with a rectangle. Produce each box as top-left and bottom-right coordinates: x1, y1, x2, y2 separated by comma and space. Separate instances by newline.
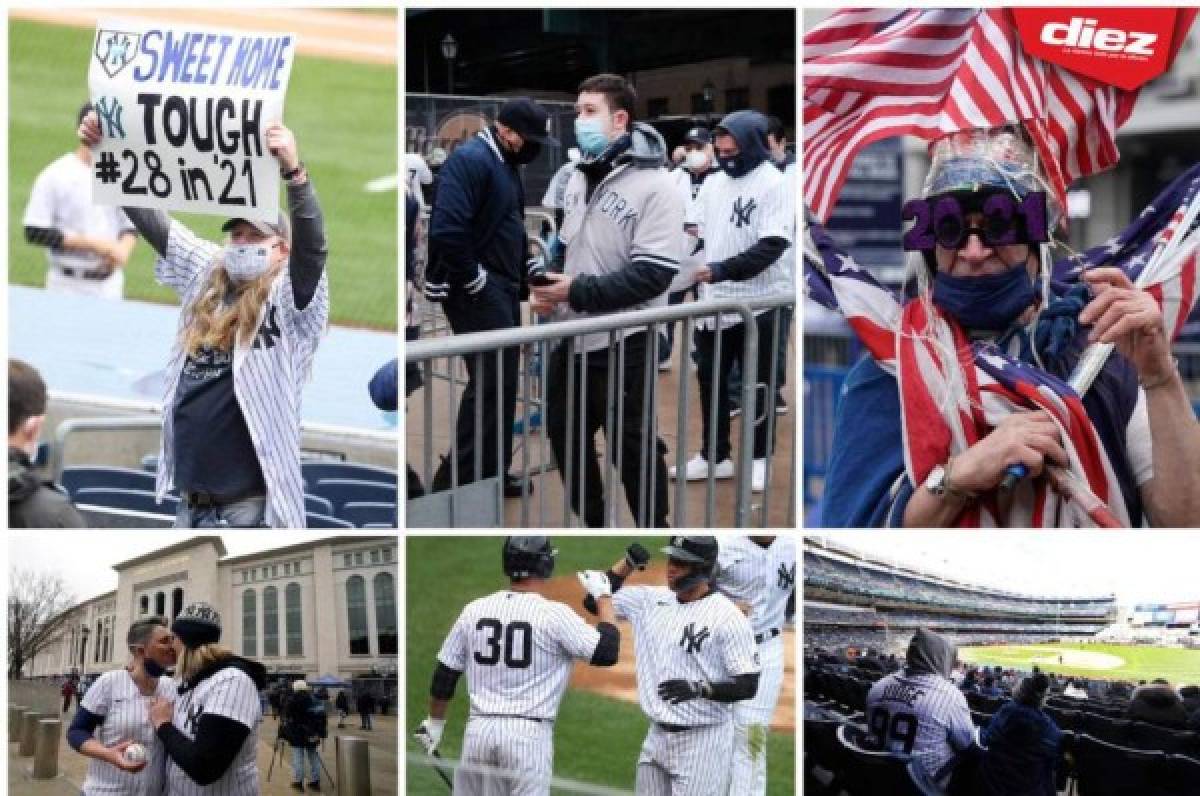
502, 536, 556, 580
660, 536, 718, 593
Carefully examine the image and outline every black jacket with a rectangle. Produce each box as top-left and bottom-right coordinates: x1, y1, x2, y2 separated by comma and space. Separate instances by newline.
8, 448, 85, 528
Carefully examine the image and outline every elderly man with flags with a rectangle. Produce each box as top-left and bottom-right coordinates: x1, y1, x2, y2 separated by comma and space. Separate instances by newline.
804, 8, 1200, 528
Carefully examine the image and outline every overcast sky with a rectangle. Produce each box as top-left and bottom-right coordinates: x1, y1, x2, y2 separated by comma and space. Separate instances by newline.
810, 531, 1200, 606
7, 532, 339, 605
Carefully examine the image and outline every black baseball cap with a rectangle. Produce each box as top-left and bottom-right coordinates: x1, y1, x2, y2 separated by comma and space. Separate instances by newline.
497, 97, 559, 146
684, 127, 710, 145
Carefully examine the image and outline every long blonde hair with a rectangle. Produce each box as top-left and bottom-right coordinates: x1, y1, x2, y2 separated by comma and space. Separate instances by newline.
182, 260, 283, 357
177, 642, 234, 683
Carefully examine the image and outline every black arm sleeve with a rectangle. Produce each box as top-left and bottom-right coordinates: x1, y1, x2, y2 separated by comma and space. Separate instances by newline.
706, 672, 760, 703
582, 568, 627, 615
66, 706, 103, 751
24, 225, 64, 249
287, 179, 328, 311
123, 207, 172, 257
589, 622, 620, 666
709, 236, 788, 283
156, 713, 250, 786
566, 258, 675, 313
430, 663, 462, 700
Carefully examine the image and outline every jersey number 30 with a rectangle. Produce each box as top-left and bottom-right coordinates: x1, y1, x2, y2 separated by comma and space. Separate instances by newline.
868, 707, 918, 755
474, 619, 533, 669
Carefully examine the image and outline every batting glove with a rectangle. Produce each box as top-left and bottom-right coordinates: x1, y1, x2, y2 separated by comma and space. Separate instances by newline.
657, 679, 710, 704
464, 265, 488, 295
625, 543, 649, 571
577, 570, 612, 599
414, 717, 445, 755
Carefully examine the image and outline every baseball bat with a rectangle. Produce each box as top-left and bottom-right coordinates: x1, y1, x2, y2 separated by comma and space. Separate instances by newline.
429, 749, 454, 790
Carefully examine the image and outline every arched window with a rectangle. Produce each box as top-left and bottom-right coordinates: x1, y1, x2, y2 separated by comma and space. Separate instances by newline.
373, 573, 397, 655
139, 596, 149, 615
346, 576, 368, 655
285, 583, 302, 655
155, 592, 165, 616
242, 590, 257, 657
263, 586, 279, 657
172, 588, 184, 619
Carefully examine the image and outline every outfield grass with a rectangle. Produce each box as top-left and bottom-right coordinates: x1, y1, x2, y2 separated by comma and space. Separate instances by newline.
406, 535, 796, 795
9, 18, 397, 330
959, 641, 1200, 684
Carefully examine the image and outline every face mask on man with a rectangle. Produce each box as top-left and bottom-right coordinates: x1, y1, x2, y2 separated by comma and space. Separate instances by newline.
574, 116, 612, 158
685, 150, 708, 173
933, 265, 1037, 331
223, 243, 274, 283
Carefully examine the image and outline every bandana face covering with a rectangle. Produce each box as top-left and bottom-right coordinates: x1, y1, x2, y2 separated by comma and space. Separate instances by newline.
933, 265, 1037, 331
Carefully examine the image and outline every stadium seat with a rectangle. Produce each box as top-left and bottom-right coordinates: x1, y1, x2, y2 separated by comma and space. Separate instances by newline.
74, 487, 178, 517
804, 717, 847, 795
834, 723, 928, 796
304, 494, 334, 517
304, 512, 354, 529
302, 461, 397, 489
62, 466, 158, 498
340, 501, 397, 528
1073, 733, 1169, 796
1080, 713, 1131, 746
970, 709, 992, 727
1046, 706, 1081, 731
1125, 721, 1192, 755
1166, 754, 1200, 796
311, 478, 398, 513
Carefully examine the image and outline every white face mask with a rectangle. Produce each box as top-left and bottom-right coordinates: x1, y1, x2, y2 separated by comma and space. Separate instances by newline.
685, 150, 709, 172
222, 243, 273, 283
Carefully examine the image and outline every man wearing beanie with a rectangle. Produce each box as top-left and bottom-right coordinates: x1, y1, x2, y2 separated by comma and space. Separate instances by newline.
978, 673, 1062, 796
425, 97, 556, 498
865, 628, 975, 791
148, 602, 268, 793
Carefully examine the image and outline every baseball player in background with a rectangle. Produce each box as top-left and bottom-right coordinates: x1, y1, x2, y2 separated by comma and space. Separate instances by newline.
714, 536, 795, 796
67, 616, 178, 795
865, 627, 976, 791
581, 535, 761, 794
671, 110, 793, 494
414, 536, 623, 794
24, 102, 138, 300
148, 602, 267, 795
80, 110, 329, 529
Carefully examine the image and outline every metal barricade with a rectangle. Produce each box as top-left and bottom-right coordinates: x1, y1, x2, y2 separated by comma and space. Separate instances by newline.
405, 295, 796, 528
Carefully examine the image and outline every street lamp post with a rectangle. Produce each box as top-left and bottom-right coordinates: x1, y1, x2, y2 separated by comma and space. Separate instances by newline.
441, 34, 458, 96
701, 79, 716, 123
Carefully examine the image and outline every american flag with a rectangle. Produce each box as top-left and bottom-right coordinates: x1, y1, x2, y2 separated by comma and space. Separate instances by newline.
803, 8, 1143, 221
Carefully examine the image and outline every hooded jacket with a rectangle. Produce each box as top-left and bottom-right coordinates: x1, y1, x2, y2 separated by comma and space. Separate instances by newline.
905, 627, 957, 678
1127, 683, 1189, 728
8, 447, 86, 528
558, 122, 684, 353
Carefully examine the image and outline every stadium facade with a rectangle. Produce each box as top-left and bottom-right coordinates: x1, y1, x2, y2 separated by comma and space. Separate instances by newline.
23, 536, 398, 683
804, 537, 1118, 655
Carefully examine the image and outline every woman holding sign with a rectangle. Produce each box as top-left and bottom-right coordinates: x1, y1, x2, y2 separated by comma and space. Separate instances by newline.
81, 110, 328, 528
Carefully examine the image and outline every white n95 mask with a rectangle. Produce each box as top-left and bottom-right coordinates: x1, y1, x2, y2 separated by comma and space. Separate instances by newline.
685, 150, 709, 172
222, 244, 272, 283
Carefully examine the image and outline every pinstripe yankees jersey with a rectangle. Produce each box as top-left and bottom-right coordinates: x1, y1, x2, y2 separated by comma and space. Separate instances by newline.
80, 669, 177, 795
438, 591, 602, 719
153, 221, 329, 528
167, 667, 263, 795
715, 536, 796, 638
689, 161, 794, 330
866, 670, 975, 783
613, 586, 759, 725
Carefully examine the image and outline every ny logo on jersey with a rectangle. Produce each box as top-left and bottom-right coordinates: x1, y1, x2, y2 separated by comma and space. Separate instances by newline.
679, 622, 711, 654
730, 196, 757, 228
185, 702, 206, 734
777, 563, 795, 590
253, 303, 281, 350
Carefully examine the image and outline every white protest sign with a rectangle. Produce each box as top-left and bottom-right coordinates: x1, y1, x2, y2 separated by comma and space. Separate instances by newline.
88, 20, 296, 221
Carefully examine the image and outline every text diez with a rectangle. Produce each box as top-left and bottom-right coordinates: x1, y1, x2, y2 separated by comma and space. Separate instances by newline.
88, 20, 296, 221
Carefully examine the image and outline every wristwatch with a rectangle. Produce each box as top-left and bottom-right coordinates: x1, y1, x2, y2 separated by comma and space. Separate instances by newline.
924, 460, 977, 502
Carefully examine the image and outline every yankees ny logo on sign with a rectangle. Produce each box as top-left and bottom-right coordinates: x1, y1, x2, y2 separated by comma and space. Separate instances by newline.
730, 196, 757, 228
679, 622, 711, 654
94, 30, 141, 78
777, 563, 795, 590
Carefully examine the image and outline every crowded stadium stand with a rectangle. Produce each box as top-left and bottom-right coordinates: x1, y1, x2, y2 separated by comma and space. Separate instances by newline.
804, 537, 1200, 795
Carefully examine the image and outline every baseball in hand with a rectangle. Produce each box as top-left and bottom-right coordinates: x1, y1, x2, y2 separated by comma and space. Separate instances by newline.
124, 743, 147, 764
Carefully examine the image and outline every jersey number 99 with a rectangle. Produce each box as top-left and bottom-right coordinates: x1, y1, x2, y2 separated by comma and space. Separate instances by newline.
474, 619, 533, 669
868, 706, 919, 755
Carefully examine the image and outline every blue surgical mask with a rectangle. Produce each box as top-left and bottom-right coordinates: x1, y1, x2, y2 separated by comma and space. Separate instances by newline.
932, 266, 1037, 331
574, 117, 610, 158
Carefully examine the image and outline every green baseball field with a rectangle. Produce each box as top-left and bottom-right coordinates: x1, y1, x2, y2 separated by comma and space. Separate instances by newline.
406, 536, 796, 795
9, 17, 397, 330
959, 641, 1200, 684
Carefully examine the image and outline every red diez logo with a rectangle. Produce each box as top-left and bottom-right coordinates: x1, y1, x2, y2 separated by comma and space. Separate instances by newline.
1013, 8, 1190, 90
